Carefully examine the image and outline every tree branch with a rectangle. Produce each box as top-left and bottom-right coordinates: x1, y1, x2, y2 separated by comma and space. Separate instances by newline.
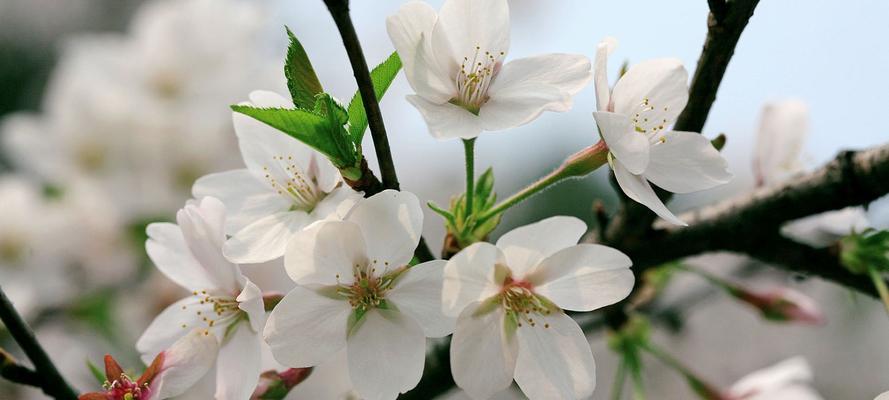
618, 143, 889, 297
0, 348, 42, 389
323, 0, 435, 262
323, 0, 399, 190
0, 286, 77, 399
605, 0, 760, 244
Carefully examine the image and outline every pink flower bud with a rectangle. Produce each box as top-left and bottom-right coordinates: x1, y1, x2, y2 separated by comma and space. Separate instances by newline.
731, 286, 825, 325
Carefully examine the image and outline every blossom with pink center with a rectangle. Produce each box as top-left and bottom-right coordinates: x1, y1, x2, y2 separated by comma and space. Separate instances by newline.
442, 216, 635, 399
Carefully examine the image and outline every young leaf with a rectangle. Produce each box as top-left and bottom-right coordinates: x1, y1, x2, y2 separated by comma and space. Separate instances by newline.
347, 52, 402, 143
313, 94, 357, 161
284, 26, 323, 110
231, 105, 354, 167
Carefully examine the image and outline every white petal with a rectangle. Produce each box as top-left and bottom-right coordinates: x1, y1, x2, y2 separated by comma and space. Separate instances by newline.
450, 303, 517, 400
237, 278, 266, 333
215, 323, 262, 400
177, 197, 242, 292
432, 0, 511, 75
495, 216, 587, 279
594, 37, 617, 112
388, 260, 455, 337
386, 1, 454, 103
284, 220, 366, 286
593, 111, 649, 174
780, 207, 870, 248
407, 95, 483, 140
612, 160, 686, 226
754, 100, 809, 186
137, 297, 213, 362
152, 328, 218, 399
248, 90, 293, 108
443, 242, 504, 317
481, 54, 592, 131
730, 357, 814, 398
513, 312, 596, 400
345, 190, 422, 272
530, 244, 634, 312
309, 185, 362, 222
223, 211, 312, 264
645, 131, 732, 193
347, 309, 426, 400
264, 286, 351, 368
145, 222, 216, 292
192, 169, 290, 234
611, 58, 688, 130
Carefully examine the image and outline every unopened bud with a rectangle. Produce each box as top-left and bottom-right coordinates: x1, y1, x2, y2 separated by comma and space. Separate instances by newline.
251, 368, 312, 400
729, 286, 824, 325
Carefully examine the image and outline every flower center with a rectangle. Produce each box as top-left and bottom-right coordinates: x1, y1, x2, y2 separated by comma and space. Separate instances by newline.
336, 262, 401, 312
262, 155, 324, 212
104, 374, 151, 400
631, 97, 670, 140
450, 45, 505, 114
179, 290, 241, 330
500, 277, 557, 329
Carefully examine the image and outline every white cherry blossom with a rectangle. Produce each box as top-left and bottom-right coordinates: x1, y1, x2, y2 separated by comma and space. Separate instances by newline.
265, 190, 453, 400
728, 357, 823, 400
443, 216, 634, 399
753, 100, 809, 187
137, 197, 267, 400
592, 38, 731, 225
193, 90, 362, 264
386, 0, 591, 140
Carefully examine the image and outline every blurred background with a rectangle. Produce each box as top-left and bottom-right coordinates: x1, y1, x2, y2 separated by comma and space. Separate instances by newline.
1, 0, 888, 398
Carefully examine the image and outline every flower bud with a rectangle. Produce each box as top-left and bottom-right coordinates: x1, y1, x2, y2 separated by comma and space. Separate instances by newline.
729, 286, 825, 325
250, 368, 312, 400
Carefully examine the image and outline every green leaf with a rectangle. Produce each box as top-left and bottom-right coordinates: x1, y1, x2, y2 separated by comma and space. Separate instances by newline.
347, 52, 402, 143
86, 360, 105, 385
231, 105, 357, 168
284, 27, 323, 109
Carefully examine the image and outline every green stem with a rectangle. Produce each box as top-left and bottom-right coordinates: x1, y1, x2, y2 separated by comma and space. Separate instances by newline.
463, 138, 476, 217
611, 357, 627, 400
476, 140, 609, 225
868, 266, 889, 317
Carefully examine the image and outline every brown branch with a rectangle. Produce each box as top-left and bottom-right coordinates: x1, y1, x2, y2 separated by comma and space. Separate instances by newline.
618, 143, 889, 297
0, 348, 42, 389
605, 0, 760, 245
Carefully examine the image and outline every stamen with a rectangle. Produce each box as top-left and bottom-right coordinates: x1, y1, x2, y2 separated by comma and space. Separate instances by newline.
451, 45, 505, 114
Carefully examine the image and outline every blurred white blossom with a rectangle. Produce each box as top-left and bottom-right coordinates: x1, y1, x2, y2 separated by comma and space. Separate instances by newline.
728, 357, 823, 400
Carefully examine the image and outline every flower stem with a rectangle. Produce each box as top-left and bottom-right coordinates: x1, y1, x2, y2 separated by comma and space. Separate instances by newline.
463, 138, 476, 216
476, 140, 609, 225
0, 286, 77, 399
868, 266, 889, 317
640, 341, 723, 400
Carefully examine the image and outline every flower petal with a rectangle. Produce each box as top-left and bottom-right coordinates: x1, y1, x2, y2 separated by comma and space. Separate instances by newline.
284, 220, 366, 286
753, 100, 809, 186
611, 58, 688, 131
215, 323, 262, 400
612, 159, 686, 226
480, 53, 592, 131
407, 95, 483, 140
223, 210, 311, 264
432, 0, 511, 75
145, 222, 216, 292
593, 111, 649, 174
645, 131, 732, 193
594, 37, 617, 111
388, 260, 455, 337
443, 242, 504, 317
495, 216, 587, 278
309, 185, 362, 222
529, 244, 634, 312
264, 286, 351, 368
729, 357, 814, 397
237, 278, 266, 333
386, 1, 454, 103
136, 297, 213, 362
347, 309, 426, 400
345, 190, 422, 272
152, 328, 218, 399
177, 197, 242, 292
450, 303, 517, 400
192, 169, 289, 234
513, 312, 596, 400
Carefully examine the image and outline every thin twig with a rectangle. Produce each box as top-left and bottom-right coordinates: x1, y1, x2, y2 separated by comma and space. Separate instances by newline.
0, 348, 42, 389
323, 0, 435, 262
323, 0, 399, 190
0, 286, 78, 399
